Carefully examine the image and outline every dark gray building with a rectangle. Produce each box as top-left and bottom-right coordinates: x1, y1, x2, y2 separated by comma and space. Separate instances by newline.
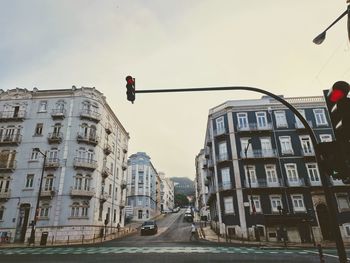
202, 95, 350, 244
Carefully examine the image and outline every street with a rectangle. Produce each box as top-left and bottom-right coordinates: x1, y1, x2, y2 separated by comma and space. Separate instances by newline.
1, 210, 349, 263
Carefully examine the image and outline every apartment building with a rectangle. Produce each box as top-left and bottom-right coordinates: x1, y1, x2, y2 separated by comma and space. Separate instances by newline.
0, 86, 129, 243
195, 149, 209, 219
202, 95, 350, 243
126, 152, 159, 221
159, 172, 175, 212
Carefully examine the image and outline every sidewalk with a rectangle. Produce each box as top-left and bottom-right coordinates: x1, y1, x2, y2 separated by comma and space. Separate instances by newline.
199, 225, 350, 249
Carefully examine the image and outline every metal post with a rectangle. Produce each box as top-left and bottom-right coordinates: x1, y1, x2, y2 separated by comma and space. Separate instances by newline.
29, 149, 47, 246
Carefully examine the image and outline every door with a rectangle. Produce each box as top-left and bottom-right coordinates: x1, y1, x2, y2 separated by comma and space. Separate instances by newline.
260, 138, 272, 156
15, 204, 31, 243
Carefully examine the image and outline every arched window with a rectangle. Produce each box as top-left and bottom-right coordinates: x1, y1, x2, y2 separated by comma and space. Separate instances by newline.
71, 202, 80, 217
84, 174, 91, 191
80, 123, 89, 137
74, 174, 83, 190
0, 205, 5, 220
89, 125, 96, 139
56, 100, 65, 112
81, 201, 89, 217
39, 202, 50, 218
53, 123, 61, 135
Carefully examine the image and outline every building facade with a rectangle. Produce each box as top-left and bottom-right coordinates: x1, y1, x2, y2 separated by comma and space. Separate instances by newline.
159, 172, 175, 212
203, 95, 350, 243
126, 152, 159, 221
195, 149, 209, 219
0, 87, 129, 243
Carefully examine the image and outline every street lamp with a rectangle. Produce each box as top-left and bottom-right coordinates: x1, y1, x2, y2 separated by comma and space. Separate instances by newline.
28, 148, 47, 246
244, 139, 258, 241
313, 5, 350, 45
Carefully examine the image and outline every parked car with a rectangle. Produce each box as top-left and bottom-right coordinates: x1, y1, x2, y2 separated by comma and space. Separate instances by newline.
172, 207, 180, 213
140, 220, 158, 235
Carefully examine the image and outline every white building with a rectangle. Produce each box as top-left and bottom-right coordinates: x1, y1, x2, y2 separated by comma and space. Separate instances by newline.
159, 172, 174, 212
195, 149, 209, 219
0, 86, 129, 244
126, 152, 159, 221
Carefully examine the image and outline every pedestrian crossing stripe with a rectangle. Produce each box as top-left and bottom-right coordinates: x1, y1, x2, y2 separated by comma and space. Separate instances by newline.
0, 247, 320, 255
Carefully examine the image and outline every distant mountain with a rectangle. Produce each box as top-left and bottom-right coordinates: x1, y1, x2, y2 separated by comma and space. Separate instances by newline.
171, 177, 195, 196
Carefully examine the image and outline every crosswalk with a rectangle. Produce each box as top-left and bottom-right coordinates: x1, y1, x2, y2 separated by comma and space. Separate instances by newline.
0, 246, 315, 255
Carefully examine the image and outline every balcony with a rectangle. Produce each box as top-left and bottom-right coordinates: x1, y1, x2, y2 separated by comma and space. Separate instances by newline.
216, 153, 230, 163
236, 123, 272, 133
218, 182, 232, 191
70, 187, 95, 198
294, 120, 313, 130
44, 158, 60, 170
0, 160, 16, 172
40, 189, 55, 199
121, 180, 127, 189
213, 129, 228, 138
0, 110, 26, 122
80, 109, 101, 123
0, 134, 22, 145
122, 163, 127, 171
51, 109, 66, 119
0, 189, 11, 200
77, 133, 99, 146
102, 166, 112, 178
103, 145, 112, 155
105, 125, 112, 135
100, 192, 110, 202
240, 149, 277, 160
286, 178, 306, 187
244, 178, 283, 188
47, 132, 63, 144
73, 158, 97, 171
308, 179, 322, 187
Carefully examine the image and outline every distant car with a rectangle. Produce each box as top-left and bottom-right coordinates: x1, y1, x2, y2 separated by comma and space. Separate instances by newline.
184, 212, 193, 222
140, 220, 158, 235
172, 207, 180, 213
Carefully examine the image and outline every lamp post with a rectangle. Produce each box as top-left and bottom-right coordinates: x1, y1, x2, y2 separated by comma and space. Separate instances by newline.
244, 139, 258, 241
313, 4, 350, 45
28, 148, 47, 246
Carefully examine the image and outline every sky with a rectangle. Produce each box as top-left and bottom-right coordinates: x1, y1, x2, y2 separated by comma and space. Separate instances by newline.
1, 1, 350, 180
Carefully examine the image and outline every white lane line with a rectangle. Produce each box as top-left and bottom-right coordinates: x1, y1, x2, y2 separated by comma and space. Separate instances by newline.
303, 250, 350, 261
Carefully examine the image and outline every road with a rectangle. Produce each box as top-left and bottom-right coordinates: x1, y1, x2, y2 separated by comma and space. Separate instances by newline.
0, 210, 349, 263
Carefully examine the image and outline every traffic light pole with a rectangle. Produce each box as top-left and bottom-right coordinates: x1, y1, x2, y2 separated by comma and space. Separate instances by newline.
135, 85, 347, 263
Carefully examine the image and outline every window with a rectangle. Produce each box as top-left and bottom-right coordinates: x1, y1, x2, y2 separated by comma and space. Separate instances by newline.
265, 165, 278, 186
218, 142, 228, 161
30, 149, 39, 160
39, 203, 50, 218
0, 179, 10, 193
291, 195, 305, 212
71, 202, 80, 217
0, 206, 4, 220
274, 111, 287, 128
279, 136, 293, 154
216, 116, 225, 134
336, 194, 350, 212
256, 112, 268, 129
25, 174, 34, 188
221, 168, 231, 189
38, 101, 47, 112
117, 148, 121, 160
260, 138, 272, 156
237, 113, 249, 130
81, 201, 89, 217
295, 109, 306, 128
53, 123, 62, 136
320, 134, 332, 142
285, 164, 299, 185
70, 201, 89, 218
300, 135, 314, 155
249, 195, 262, 213
245, 165, 257, 187
344, 225, 350, 237
270, 195, 282, 212
241, 138, 252, 157
223, 196, 234, 214
44, 175, 54, 191
314, 109, 328, 126
306, 163, 321, 186
34, 123, 43, 135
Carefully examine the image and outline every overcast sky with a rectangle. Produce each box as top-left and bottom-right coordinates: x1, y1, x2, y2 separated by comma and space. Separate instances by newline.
1, 1, 349, 179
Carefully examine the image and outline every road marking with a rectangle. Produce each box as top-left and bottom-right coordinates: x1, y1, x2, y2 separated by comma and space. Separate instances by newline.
303, 250, 350, 261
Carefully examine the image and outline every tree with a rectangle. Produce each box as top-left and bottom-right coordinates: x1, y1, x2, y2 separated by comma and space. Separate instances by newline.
174, 193, 189, 207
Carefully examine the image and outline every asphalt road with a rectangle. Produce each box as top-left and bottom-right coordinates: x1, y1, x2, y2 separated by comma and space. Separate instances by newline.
1, 210, 348, 263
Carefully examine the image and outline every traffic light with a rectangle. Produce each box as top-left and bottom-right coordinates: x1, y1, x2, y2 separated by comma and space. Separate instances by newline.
325, 81, 350, 142
126, 75, 135, 103
317, 142, 350, 183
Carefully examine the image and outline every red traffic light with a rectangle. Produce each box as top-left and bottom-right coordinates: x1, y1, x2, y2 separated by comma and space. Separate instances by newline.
126, 75, 134, 85
328, 81, 349, 103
